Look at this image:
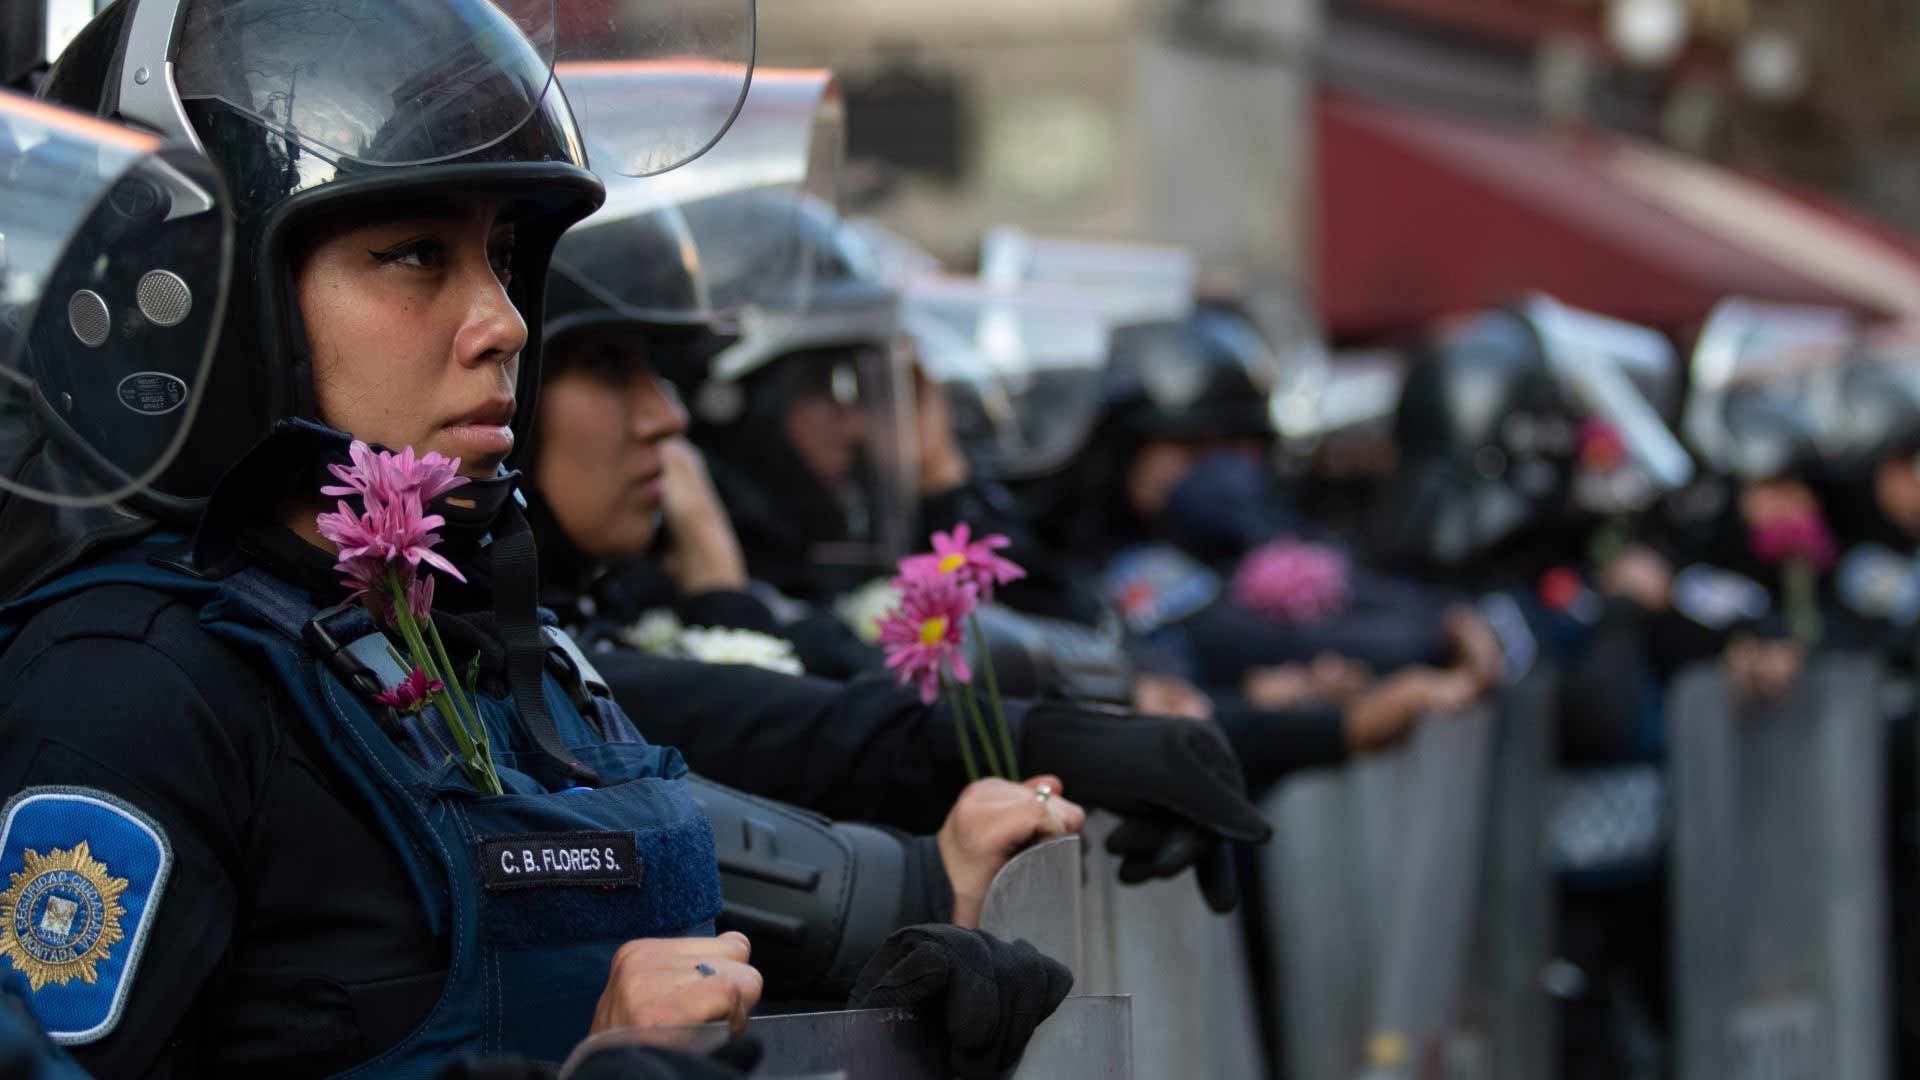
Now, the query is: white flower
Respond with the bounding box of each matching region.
[835,577,902,645]
[676,626,804,675]
[619,609,684,655]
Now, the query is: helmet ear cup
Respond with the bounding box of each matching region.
[21,146,229,498]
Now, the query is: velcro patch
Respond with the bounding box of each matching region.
[478,831,642,892]
[1671,565,1771,631]
[0,787,171,1045]
[1105,544,1220,635]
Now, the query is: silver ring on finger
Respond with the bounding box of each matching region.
[1034,783,1054,804]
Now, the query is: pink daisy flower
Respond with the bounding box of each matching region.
[1751,510,1838,571]
[322,440,469,507]
[1232,540,1350,624]
[897,524,1026,602]
[877,575,978,704]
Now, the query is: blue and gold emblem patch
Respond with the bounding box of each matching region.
[0,789,169,1045]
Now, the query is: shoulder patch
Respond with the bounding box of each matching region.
[0,788,171,1045]
[1836,544,1920,626]
[1671,565,1771,631]
[1105,543,1221,634]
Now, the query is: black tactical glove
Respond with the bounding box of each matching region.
[849,925,1074,1079]
[1019,701,1271,912]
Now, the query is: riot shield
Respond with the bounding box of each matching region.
[1263,703,1508,1080]
[1076,811,1267,1080]
[559,996,1133,1078]
[1669,653,1890,1080]
[565,836,1132,1078]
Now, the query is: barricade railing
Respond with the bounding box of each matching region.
[1669,652,1890,1080]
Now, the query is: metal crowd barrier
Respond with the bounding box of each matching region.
[1261,683,1557,1080]
[1668,653,1890,1080]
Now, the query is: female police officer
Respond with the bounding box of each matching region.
[0,0,813,1074]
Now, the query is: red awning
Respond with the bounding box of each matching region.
[1316,91,1920,340]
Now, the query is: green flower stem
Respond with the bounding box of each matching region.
[388,576,502,794]
[967,613,1020,777]
[943,676,982,783]
[962,683,1007,780]
[1785,556,1823,649]
[1589,518,1626,572]
[424,617,482,749]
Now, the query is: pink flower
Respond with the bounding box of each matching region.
[1751,511,1838,571]
[317,491,466,586]
[898,524,1026,602]
[322,440,469,507]
[876,575,978,704]
[1232,540,1349,623]
[406,574,436,623]
[373,666,445,713]
[1578,419,1628,474]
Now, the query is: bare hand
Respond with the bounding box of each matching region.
[915,370,970,495]
[658,437,748,594]
[1342,667,1478,754]
[1601,545,1672,614]
[1134,673,1216,721]
[1241,665,1316,711]
[937,776,1087,929]
[590,932,764,1035]
[1444,606,1504,691]
[1724,635,1804,702]
[1309,653,1372,705]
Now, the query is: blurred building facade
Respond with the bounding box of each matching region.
[758,0,1321,285]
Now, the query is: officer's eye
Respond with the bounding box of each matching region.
[489,244,515,287]
[370,238,449,271]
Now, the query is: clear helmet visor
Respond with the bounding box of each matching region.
[161,0,752,172]
[904,276,1113,481]
[1683,299,1856,477]
[0,91,231,507]
[551,67,843,327]
[1521,294,1695,505]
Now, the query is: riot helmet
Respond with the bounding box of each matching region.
[30,0,753,516]
[900,272,1112,483]
[1683,299,1855,482]
[1101,306,1281,446]
[1379,295,1691,572]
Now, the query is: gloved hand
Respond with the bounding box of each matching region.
[1019,701,1272,912]
[849,925,1074,1079]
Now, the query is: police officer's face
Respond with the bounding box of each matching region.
[537,338,689,558]
[786,393,867,487]
[294,197,524,477]
[1126,436,1265,517]
[1875,455,1920,537]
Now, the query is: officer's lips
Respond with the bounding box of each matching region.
[440,398,516,465]
[633,467,665,509]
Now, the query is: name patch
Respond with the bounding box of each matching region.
[478,832,641,892]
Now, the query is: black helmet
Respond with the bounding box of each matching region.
[683,190,909,599]
[1378,296,1690,573]
[35,0,599,518]
[33,0,754,518]
[1101,306,1278,445]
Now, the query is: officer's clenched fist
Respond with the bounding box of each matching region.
[591,932,765,1035]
